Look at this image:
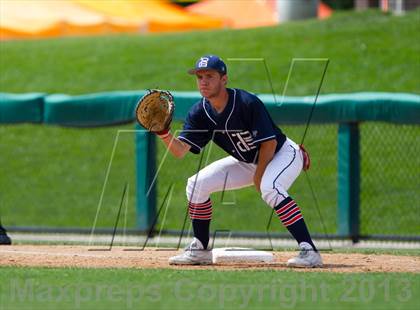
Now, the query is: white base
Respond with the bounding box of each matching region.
[212,247,274,264]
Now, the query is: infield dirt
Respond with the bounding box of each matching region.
[0,245,419,273]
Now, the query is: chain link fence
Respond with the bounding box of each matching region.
[1,121,419,241]
[360,123,420,237]
[155,123,337,240]
[156,121,419,240]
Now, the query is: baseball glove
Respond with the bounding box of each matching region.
[135,89,174,135]
[299,144,311,171]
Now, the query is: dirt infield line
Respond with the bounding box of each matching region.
[1,245,419,273]
[8,232,420,249]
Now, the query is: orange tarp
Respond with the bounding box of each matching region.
[73,0,225,32]
[0,0,224,40]
[319,2,333,19]
[0,0,145,40]
[186,0,332,29]
[186,0,277,29]
[0,0,332,40]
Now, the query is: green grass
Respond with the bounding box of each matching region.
[328,248,420,256]
[0,123,137,228]
[0,267,419,310]
[1,10,419,95]
[0,10,419,235]
[1,122,418,236]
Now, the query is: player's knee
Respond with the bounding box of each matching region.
[260,185,277,208]
[186,175,209,203]
[260,179,287,208]
[186,176,195,201]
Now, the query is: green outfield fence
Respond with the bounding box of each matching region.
[1,91,419,242]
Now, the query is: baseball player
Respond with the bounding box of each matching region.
[0,223,11,245]
[158,55,322,267]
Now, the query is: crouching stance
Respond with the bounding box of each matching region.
[157,55,322,267]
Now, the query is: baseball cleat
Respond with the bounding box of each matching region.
[169,238,212,265]
[0,225,12,245]
[287,242,323,268]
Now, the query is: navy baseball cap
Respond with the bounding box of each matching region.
[188,55,227,75]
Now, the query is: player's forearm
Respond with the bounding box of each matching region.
[158,133,190,158]
[254,139,278,190]
[256,140,277,173]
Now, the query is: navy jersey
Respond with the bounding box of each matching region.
[178,88,286,164]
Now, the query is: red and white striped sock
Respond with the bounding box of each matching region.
[274,196,317,251]
[189,199,212,249]
[275,197,303,227]
[189,199,212,220]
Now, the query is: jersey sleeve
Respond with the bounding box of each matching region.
[250,98,278,145]
[178,108,212,154]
